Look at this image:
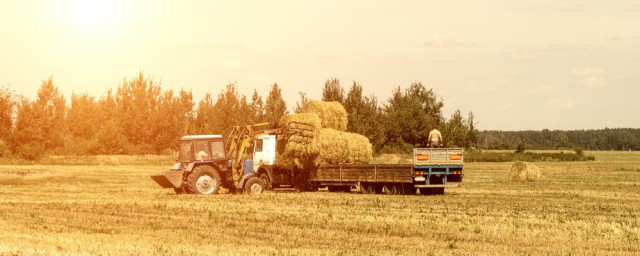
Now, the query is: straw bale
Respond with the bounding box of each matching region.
[509,161,542,182]
[275,113,322,170]
[301,101,348,131]
[315,128,373,165]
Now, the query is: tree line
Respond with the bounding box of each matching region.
[0,73,479,159]
[479,129,640,151]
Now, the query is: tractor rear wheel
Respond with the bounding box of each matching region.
[187,165,221,195]
[244,177,265,195]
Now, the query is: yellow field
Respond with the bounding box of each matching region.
[1,151,639,255]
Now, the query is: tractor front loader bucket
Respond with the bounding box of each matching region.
[151,170,184,189]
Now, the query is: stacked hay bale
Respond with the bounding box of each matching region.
[315,128,373,166]
[276,101,372,170]
[301,100,348,131]
[509,161,542,181]
[276,113,322,170]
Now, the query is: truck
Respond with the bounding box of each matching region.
[151,124,463,195]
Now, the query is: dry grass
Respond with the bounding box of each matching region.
[0,151,639,255]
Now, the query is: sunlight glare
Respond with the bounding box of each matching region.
[63,0,121,30]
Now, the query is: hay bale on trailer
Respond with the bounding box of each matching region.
[301,100,348,131]
[315,128,373,165]
[509,161,542,182]
[276,113,322,170]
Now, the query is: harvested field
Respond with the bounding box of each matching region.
[0,151,639,255]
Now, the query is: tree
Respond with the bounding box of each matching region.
[466,111,479,148]
[343,82,384,152]
[0,87,14,156]
[95,89,126,154]
[264,83,287,123]
[193,93,216,134]
[67,93,98,139]
[249,89,265,123]
[382,83,444,152]
[294,92,309,114]
[115,72,161,149]
[444,110,468,148]
[321,78,344,103]
[152,89,195,152]
[0,86,15,140]
[11,98,44,159]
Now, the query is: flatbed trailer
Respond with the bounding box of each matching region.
[306,148,464,195]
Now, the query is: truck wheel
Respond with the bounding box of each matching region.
[402,184,416,195]
[340,186,351,193]
[244,177,265,195]
[187,165,221,195]
[328,186,338,192]
[259,173,271,190]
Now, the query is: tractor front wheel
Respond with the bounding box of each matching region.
[244,177,265,195]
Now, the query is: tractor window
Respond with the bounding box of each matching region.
[179,142,193,162]
[210,141,225,159]
[194,141,211,161]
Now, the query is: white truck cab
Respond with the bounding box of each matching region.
[253,134,277,170]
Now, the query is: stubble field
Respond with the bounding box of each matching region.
[1,151,639,255]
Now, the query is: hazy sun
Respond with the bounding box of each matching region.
[61,0,123,31]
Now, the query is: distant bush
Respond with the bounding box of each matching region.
[16,143,45,160]
[0,139,10,157]
[465,151,595,162]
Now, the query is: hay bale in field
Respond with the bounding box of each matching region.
[301,100,348,131]
[509,161,541,182]
[276,113,322,170]
[315,128,373,165]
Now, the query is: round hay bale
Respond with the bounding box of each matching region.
[315,128,373,165]
[509,161,541,182]
[276,113,322,170]
[301,100,348,131]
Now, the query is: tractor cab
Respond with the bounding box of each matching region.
[178,135,226,163]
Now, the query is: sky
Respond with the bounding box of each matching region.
[1,0,639,131]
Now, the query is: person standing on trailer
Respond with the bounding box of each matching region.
[428,128,443,148]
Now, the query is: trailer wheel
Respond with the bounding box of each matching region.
[383,183,398,195]
[328,186,339,192]
[244,177,265,195]
[187,165,221,195]
[360,183,375,194]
